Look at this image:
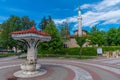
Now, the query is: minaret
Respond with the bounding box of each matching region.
[78,7,82,37]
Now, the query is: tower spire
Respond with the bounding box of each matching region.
[78,6,82,37]
[78,6,81,16]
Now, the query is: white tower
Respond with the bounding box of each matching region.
[78,7,82,37]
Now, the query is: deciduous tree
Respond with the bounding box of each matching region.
[75,36,87,58]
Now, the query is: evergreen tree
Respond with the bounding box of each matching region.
[21,16,35,30]
[44,21,63,51]
[39,16,54,31]
[39,17,48,31]
[47,16,53,23]
[39,21,63,53]
[60,22,70,39]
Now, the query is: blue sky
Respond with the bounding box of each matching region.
[0,0,120,35]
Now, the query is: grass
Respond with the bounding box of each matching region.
[0,53,15,57]
[37,54,96,60]
[18,54,96,60]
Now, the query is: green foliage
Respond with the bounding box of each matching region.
[106,28,118,46]
[39,17,48,31]
[37,53,96,59]
[0,16,20,48]
[38,47,97,56]
[44,22,63,50]
[64,47,97,56]
[115,27,120,45]
[0,15,35,49]
[38,19,63,53]
[89,26,105,46]
[60,22,70,40]
[39,16,53,31]
[21,16,35,30]
[74,35,87,59]
[38,46,120,57]
[62,47,80,55]
[0,53,14,57]
[82,47,97,56]
[102,46,120,52]
[75,36,87,47]
[75,36,87,57]
[89,26,120,46]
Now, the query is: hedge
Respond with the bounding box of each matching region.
[38,47,97,56]
[82,47,97,56]
[38,46,120,57]
[102,46,120,52]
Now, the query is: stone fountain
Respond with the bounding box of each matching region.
[10,26,51,78]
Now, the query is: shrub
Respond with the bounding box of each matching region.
[38,46,120,57]
[82,47,97,56]
[38,47,97,56]
[102,46,120,52]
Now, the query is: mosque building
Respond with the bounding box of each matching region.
[64,7,87,48]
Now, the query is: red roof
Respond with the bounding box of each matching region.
[10,26,51,36]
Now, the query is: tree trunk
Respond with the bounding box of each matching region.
[79,47,82,58]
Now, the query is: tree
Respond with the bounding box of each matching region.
[75,36,87,58]
[106,28,117,46]
[47,16,53,23]
[0,16,21,48]
[38,16,54,31]
[21,16,35,30]
[0,24,1,29]
[44,21,63,51]
[39,20,63,53]
[60,22,70,41]
[38,17,48,31]
[0,15,35,50]
[89,26,105,46]
[116,27,120,45]
[0,24,2,47]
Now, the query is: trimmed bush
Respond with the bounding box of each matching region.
[63,48,80,55]
[82,47,97,56]
[38,47,97,56]
[38,46,120,57]
[102,46,120,52]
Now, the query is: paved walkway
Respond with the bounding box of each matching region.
[0,57,120,80]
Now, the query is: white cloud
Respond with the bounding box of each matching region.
[54,0,120,29]
[54,19,66,25]
[54,16,77,25]
[82,10,120,26]
[81,0,120,11]
[81,4,94,9]
[94,0,120,11]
